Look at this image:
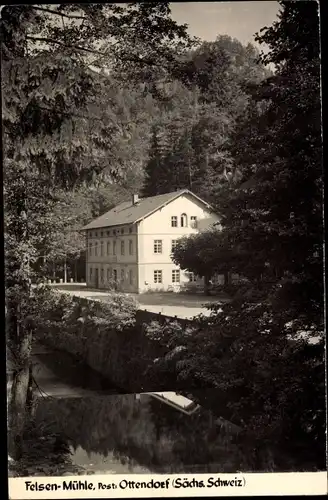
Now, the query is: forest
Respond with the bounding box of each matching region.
[3,1,324,472]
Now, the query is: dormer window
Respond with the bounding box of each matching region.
[180,213,188,227]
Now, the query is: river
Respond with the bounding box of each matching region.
[7,343,246,476]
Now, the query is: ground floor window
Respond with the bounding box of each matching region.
[121,268,125,281]
[171,239,178,252]
[113,269,117,281]
[107,268,112,281]
[154,270,163,284]
[172,269,180,283]
[89,267,93,281]
[188,272,197,282]
[129,269,133,285]
[100,268,104,282]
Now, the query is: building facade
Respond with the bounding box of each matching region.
[83,190,220,293]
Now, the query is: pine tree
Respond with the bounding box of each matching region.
[142,125,167,196]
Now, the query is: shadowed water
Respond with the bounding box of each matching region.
[33,393,243,475]
[7,345,244,476]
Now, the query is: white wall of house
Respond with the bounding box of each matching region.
[86,224,139,292]
[85,193,220,293]
[137,193,219,293]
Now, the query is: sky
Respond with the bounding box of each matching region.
[170,1,281,49]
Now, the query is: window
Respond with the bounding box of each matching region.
[190,216,197,229]
[154,270,163,283]
[89,243,92,257]
[100,231,103,237]
[100,268,104,282]
[121,269,125,281]
[172,269,180,283]
[107,268,111,281]
[113,241,116,255]
[171,240,178,252]
[107,231,110,236]
[121,240,125,255]
[129,240,133,255]
[95,242,98,256]
[113,229,116,235]
[129,227,133,234]
[107,241,110,255]
[171,216,178,227]
[95,232,98,237]
[113,269,117,281]
[180,213,188,227]
[154,240,162,254]
[89,267,93,281]
[121,228,124,234]
[188,272,197,282]
[100,241,104,256]
[129,269,133,285]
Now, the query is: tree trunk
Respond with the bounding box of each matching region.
[64,257,67,283]
[74,260,77,283]
[8,323,33,461]
[52,262,56,280]
[26,364,36,418]
[204,275,211,296]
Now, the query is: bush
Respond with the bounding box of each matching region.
[142,295,326,471]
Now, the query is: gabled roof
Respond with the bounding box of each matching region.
[81,189,212,231]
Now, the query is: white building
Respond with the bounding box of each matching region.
[82,189,220,293]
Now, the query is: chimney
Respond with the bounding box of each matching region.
[132,194,139,205]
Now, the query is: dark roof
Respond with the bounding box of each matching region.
[82,189,211,230]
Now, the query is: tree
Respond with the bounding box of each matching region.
[148,1,325,470]
[2,2,194,460]
[171,229,232,294]
[142,124,169,196]
[142,35,270,199]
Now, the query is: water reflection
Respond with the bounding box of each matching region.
[34,393,243,474]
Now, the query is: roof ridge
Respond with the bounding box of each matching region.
[81,189,207,231]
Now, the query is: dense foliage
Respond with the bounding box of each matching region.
[4,0,324,473]
[153,0,325,470]
[142,36,270,199]
[2,2,194,459]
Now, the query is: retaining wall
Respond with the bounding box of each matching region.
[34,295,195,393]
